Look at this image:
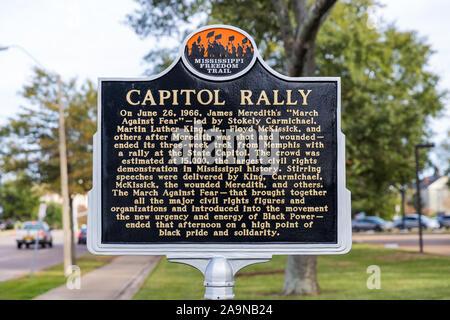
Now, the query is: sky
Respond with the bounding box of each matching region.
[0,0,449,171]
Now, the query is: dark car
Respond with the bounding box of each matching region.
[393,214,439,230]
[437,215,450,229]
[78,226,87,244]
[352,216,393,232]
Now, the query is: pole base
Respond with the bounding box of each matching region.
[167,254,271,300]
[204,257,235,300]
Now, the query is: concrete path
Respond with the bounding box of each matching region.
[35,255,160,300]
[353,232,450,256]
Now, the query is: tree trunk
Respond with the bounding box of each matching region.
[273,0,337,298]
[282,36,320,296]
[282,255,319,295]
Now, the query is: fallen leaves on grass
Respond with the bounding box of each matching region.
[235,269,285,278]
[378,253,431,262]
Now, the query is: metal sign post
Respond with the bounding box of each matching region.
[88,25,351,299]
[168,255,271,299]
[30,203,47,278]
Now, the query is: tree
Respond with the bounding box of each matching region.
[0,67,97,260]
[316,2,445,218]
[126,0,445,295]
[0,68,97,203]
[270,0,337,296]
[128,0,337,297]
[0,172,40,221]
[0,69,96,266]
[44,202,63,229]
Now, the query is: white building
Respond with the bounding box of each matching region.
[425,176,450,215]
[39,192,88,230]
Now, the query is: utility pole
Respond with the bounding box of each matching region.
[415,143,434,254]
[1,45,75,271]
[58,75,76,272]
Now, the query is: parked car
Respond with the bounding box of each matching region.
[16,221,53,249]
[352,216,393,232]
[393,214,440,230]
[78,225,87,244]
[4,220,16,230]
[437,215,450,229]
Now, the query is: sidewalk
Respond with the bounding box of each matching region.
[35,255,160,300]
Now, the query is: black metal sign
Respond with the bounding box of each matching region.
[88,25,351,255]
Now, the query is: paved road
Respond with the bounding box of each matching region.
[352,232,450,256]
[0,230,88,281]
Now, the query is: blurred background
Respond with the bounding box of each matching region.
[0,0,448,300]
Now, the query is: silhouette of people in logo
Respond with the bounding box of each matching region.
[188,36,207,59]
[186,33,254,59]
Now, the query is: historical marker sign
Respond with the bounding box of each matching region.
[88,25,351,256]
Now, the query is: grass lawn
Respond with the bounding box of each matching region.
[133,244,450,300]
[0,254,114,300]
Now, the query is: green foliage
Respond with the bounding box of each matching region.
[126,0,209,74]
[126,0,283,73]
[0,68,97,199]
[207,0,283,70]
[44,202,62,228]
[316,1,445,217]
[126,0,446,218]
[0,172,40,221]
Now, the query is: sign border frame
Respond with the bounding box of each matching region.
[87,25,351,256]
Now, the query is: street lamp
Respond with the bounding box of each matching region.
[0,45,75,272]
[415,143,435,253]
[399,184,407,231]
[0,45,45,68]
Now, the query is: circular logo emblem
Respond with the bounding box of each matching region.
[182,25,257,81]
